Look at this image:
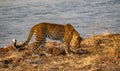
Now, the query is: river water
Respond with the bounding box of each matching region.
[0,0,120,47]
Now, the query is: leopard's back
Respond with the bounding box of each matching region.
[46,23,65,40]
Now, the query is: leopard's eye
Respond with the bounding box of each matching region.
[77,36,80,40]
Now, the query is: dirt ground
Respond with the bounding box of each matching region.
[0,34,120,71]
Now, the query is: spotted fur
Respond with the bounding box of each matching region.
[13,22,82,55]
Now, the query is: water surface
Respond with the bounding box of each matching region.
[0,0,120,47]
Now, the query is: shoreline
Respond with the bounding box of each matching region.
[0,33,120,71]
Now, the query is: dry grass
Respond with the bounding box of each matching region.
[0,34,120,71]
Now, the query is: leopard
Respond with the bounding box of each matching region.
[13,22,82,56]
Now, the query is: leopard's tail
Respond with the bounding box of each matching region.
[13,28,34,48]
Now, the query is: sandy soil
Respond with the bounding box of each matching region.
[0,34,120,71]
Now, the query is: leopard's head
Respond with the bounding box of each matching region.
[71,30,82,48]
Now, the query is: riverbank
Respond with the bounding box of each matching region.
[0,33,120,71]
